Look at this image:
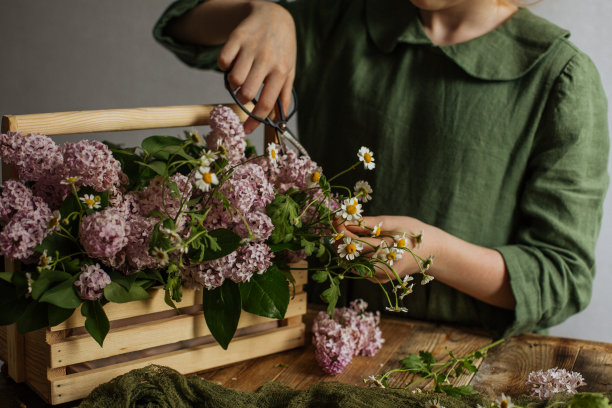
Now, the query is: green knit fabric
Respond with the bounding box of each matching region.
[153,0,609,337]
[78,365,611,408]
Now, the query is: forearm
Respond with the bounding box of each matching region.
[428,226,516,310]
[166,0,252,46]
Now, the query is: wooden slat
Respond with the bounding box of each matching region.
[49,292,306,368]
[572,347,612,393]
[0,325,6,362]
[49,323,305,404]
[6,324,25,382]
[52,267,308,331]
[2,103,254,136]
[24,329,54,402]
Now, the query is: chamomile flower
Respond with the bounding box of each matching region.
[421,255,435,271]
[194,166,219,192]
[307,167,323,188]
[371,222,383,237]
[395,274,414,290]
[415,229,424,249]
[151,247,170,266]
[188,129,205,146]
[364,375,385,388]
[329,232,344,245]
[25,272,33,295]
[161,227,181,245]
[199,149,218,167]
[385,306,409,313]
[340,198,362,221]
[495,393,514,408]
[357,146,375,170]
[38,250,53,270]
[426,398,446,408]
[394,233,409,249]
[380,246,403,266]
[421,273,434,285]
[399,284,414,300]
[267,143,279,165]
[46,210,61,231]
[61,175,81,185]
[80,194,101,209]
[354,180,373,202]
[337,236,363,260]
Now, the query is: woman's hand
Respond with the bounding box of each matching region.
[219,1,296,134]
[166,0,297,134]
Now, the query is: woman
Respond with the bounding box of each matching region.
[153,0,609,336]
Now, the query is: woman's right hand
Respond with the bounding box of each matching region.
[218,1,297,134]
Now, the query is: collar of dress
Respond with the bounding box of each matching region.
[365,0,570,81]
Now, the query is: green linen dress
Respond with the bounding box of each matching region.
[153,0,609,336]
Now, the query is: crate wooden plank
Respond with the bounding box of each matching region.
[23,329,55,402]
[51,267,308,331]
[49,292,306,368]
[49,323,305,404]
[1,103,254,136]
[0,325,6,362]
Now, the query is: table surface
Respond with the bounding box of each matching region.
[2,308,611,407]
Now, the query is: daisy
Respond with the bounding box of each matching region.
[495,393,514,408]
[395,274,414,290]
[151,247,170,266]
[421,255,435,271]
[161,227,181,245]
[371,222,383,237]
[199,149,218,167]
[363,375,385,388]
[80,194,101,209]
[46,210,61,231]
[415,229,424,249]
[379,246,403,266]
[399,284,414,300]
[385,306,409,313]
[337,236,363,260]
[194,166,219,192]
[394,233,408,249]
[61,176,80,185]
[38,250,53,270]
[340,198,362,221]
[267,142,279,165]
[421,273,435,285]
[307,167,323,188]
[188,129,206,146]
[357,146,375,170]
[354,180,373,202]
[426,398,446,408]
[329,232,344,245]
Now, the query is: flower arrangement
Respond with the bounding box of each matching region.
[0,105,433,348]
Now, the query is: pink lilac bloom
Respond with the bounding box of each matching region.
[183,262,226,290]
[0,180,37,224]
[140,174,192,223]
[273,149,318,193]
[206,105,246,165]
[80,208,130,259]
[31,178,72,209]
[230,163,275,210]
[526,368,587,399]
[312,299,384,375]
[63,140,121,192]
[74,263,112,301]
[122,215,159,272]
[0,132,64,182]
[227,243,274,283]
[232,210,274,242]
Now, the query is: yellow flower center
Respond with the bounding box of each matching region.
[270,149,277,159]
[374,228,381,237]
[94,196,101,202]
[85,198,95,207]
[500,401,508,408]
[66,177,78,183]
[334,233,343,241]
[397,238,406,248]
[310,171,321,182]
[203,173,213,184]
[386,252,396,261]
[346,243,357,254]
[364,152,372,163]
[219,145,227,155]
[47,218,59,229]
[346,204,357,215]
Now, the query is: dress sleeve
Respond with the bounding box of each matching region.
[152,0,351,74]
[495,52,609,337]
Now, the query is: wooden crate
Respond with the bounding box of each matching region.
[0,104,307,404]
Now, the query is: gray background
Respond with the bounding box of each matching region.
[0,1,610,342]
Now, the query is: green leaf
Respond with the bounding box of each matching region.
[103,282,150,303]
[311,270,328,283]
[321,282,340,314]
[266,194,300,244]
[141,136,192,161]
[48,305,76,327]
[39,277,81,309]
[31,270,72,300]
[203,229,241,261]
[419,350,436,368]
[239,266,289,319]
[135,160,167,176]
[35,233,78,258]
[462,359,478,373]
[316,244,326,258]
[164,288,177,310]
[0,278,28,325]
[17,301,49,333]
[0,271,12,283]
[300,238,316,256]
[202,280,241,349]
[399,353,429,375]
[569,393,610,408]
[438,384,478,397]
[81,301,110,347]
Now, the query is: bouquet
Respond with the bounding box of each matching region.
[0,105,433,348]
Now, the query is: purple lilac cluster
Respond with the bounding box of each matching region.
[525,367,587,399]
[312,299,384,375]
[63,140,122,192]
[206,105,246,165]
[80,208,130,259]
[0,180,53,260]
[74,263,112,301]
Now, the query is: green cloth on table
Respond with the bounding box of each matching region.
[78,365,612,408]
[153,0,609,337]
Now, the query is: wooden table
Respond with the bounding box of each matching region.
[2,308,611,407]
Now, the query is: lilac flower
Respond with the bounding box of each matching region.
[0,132,64,182]
[0,180,37,224]
[232,210,274,242]
[525,367,586,399]
[207,105,247,165]
[121,215,158,272]
[63,140,121,191]
[74,263,111,301]
[273,149,318,193]
[140,174,192,222]
[312,299,384,375]
[80,208,129,259]
[227,243,274,283]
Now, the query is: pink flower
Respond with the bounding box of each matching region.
[140,174,192,222]
[232,211,274,242]
[312,299,384,375]
[63,140,121,191]
[80,208,129,259]
[74,263,111,301]
[526,367,587,399]
[0,132,64,182]
[207,105,246,165]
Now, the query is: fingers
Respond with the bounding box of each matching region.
[244,69,285,134]
[279,67,295,116]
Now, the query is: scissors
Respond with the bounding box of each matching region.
[224,71,309,157]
